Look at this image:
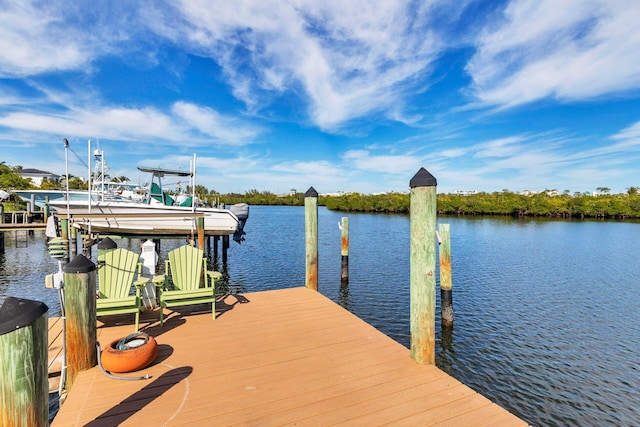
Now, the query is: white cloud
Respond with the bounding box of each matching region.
[473,136,526,158]
[171,102,261,145]
[467,0,640,108]
[0,1,88,76]
[158,0,445,130]
[342,149,421,174]
[0,102,262,147]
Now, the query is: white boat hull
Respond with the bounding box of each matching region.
[49,200,241,237]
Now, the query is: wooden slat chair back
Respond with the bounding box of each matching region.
[157,245,222,326]
[168,244,204,291]
[97,248,149,331]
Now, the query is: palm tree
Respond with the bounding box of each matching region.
[596,187,611,194]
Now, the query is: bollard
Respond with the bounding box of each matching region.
[63,255,97,390]
[340,217,349,286]
[409,167,437,365]
[438,223,454,328]
[305,187,318,291]
[0,297,49,426]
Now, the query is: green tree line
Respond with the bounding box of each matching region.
[324,190,640,219]
[4,162,640,219]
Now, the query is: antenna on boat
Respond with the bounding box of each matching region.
[87,140,92,235]
[63,138,71,238]
[192,154,197,212]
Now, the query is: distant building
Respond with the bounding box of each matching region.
[454,190,477,196]
[18,169,61,187]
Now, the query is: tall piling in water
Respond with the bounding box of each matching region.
[409,167,437,365]
[0,297,49,426]
[438,223,454,328]
[305,187,318,291]
[340,217,349,285]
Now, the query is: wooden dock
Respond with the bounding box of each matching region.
[50,287,527,426]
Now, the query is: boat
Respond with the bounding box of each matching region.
[48,165,249,241]
[12,189,99,209]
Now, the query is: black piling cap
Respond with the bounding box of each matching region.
[305,187,318,197]
[63,254,96,273]
[410,167,437,188]
[0,297,48,336]
[97,237,117,250]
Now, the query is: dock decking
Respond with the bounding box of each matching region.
[51,287,527,426]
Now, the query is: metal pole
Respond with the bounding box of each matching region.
[64,138,71,242]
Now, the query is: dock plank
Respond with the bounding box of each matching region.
[51,287,528,426]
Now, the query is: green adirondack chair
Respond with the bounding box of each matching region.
[156,245,222,326]
[96,247,150,331]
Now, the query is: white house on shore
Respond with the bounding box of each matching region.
[18,169,61,187]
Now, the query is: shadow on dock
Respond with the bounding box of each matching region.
[83,366,193,427]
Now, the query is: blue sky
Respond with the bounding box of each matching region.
[1,0,639,195]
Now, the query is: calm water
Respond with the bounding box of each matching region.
[1,206,639,426]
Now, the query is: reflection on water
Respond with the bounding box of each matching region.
[1,207,639,426]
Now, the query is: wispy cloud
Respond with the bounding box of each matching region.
[153,0,449,130]
[467,0,640,108]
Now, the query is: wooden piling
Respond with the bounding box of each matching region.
[222,235,229,265]
[44,196,50,219]
[438,223,454,328]
[305,187,318,291]
[60,218,70,262]
[213,235,219,261]
[63,255,97,390]
[0,205,3,254]
[340,217,349,285]
[409,167,437,365]
[70,227,78,258]
[0,297,49,427]
[197,217,205,250]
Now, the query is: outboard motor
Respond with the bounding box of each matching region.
[230,203,249,243]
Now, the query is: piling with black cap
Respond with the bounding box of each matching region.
[63,254,97,389]
[409,167,437,365]
[305,187,318,291]
[97,236,117,266]
[0,297,49,426]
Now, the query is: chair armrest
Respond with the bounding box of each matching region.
[206,271,223,280]
[134,277,150,287]
[133,277,150,296]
